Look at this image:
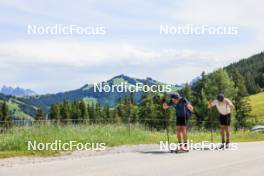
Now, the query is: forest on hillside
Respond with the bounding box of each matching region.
[225,52,264,94]
[43,68,256,131]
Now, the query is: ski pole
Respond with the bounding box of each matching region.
[164,109,170,151]
[209,108,213,143]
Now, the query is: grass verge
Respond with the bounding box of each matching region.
[0,124,264,158]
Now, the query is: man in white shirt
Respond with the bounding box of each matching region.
[208,94,234,148]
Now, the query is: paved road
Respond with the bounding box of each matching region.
[1,142,264,176]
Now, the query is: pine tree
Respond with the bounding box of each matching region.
[231,69,252,130]
[244,71,261,94]
[1,102,12,128]
[79,100,89,123]
[192,72,209,129]
[95,103,102,123]
[103,105,111,123]
[195,88,208,129]
[50,104,61,123]
[116,97,129,123]
[88,103,96,124]
[205,69,237,100]
[60,100,71,124]
[71,101,81,124]
[138,93,158,129]
[112,108,121,124]
[35,108,45,121]
[234,97,252,130]
[182,83,193,102]
[130,105,138,123]
[230,69,248,96]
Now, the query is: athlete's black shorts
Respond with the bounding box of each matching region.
[176,116,188,126]
[219,113,231,126]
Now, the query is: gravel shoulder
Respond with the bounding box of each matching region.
[0,144,160,167]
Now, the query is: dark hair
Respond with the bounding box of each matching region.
[170,93,180,99]
[217,94,224,102]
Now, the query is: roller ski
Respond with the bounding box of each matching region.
[217,142,230,150]
[171,144,189,153]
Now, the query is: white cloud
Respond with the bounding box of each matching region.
[171,0,264,47]
[0,39,228,67]
[172,0,263,25]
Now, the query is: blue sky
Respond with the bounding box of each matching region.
[0,0,263,94]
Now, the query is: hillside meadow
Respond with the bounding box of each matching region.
[249,91,264,123]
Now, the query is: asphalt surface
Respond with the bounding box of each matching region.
[1,142,264,176]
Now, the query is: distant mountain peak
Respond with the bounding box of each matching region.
[114,74,126,77]
[110,75,158,84]
[0,85,37,97]
[26,74,181,110]
[112,74,131,80]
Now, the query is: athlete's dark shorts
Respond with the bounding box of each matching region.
[176,116,188,126]
[219,113,231,126]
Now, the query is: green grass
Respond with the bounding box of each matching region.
[0,124,264,158]
[249,91,264,123]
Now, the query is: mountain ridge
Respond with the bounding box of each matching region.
[0,86,37,97]
[18,75,181,112]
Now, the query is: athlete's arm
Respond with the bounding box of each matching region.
[208,100,215,108]
[225,98,235,110]
[187,103,194,112]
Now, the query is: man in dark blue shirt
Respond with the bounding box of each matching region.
[163,93,193,150]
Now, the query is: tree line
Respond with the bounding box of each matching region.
[225,52,264,94]
[46,68,255,130]
[1,67,258,131]
[0,102,12,129]
[47,92,171,130]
